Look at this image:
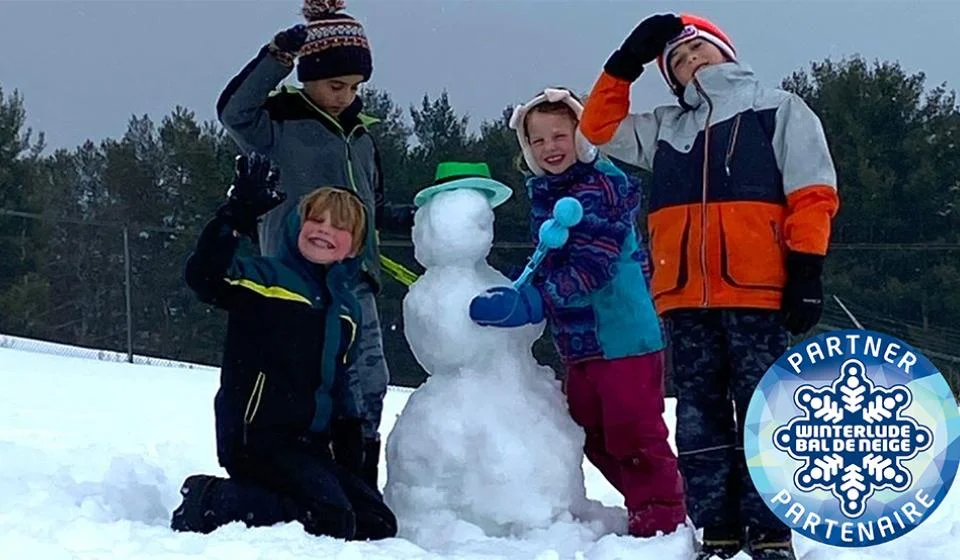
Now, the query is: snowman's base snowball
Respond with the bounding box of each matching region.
[384,363,587,539]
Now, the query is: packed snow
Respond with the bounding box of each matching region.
[3,186,960,559]
[1,343,960,558]
[2,181,960,559]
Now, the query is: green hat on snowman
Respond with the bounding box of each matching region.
[413,162,514,209]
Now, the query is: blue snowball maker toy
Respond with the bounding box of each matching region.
[512,197,583,289]
[468,197,583,328]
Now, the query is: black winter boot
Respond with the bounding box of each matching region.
[748,531,796,560]
[207,477,299,530]
[354,506,398,541]
[695,526,744,559]
[171,474,299,534]
[361,438,382,491]
[301,502,357,539]
[171,474,221,534]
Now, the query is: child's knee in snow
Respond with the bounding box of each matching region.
[354,509,398,540]
[302,502,357,539]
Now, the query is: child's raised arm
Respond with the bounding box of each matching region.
[184,154,287,309]
[184,217,242,309]
[216,25,307,154]
[580,14,683,170]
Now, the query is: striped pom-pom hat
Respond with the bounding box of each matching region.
[656,14,736,93]
[297,0,372,82]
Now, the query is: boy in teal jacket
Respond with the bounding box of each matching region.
[217,0,413,487]
[170,154,396,540]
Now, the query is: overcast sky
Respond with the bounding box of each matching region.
[2,0,958,152]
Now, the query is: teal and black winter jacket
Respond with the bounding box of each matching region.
[185,206,363,469]
[217,45,416,293]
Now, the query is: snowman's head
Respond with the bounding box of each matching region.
[413,188,495,268]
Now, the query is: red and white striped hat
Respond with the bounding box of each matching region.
[656,14,737,93]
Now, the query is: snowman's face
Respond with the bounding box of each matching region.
[413,189,494,268]
[298,211,356,264]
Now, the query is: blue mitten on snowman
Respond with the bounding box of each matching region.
[469,197,583,328]
[470,283,544,327]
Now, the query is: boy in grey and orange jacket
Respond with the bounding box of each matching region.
[580,13,839,560]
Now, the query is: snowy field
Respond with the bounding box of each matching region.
[1,344,959,559]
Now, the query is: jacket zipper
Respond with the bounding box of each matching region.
[297,90,370,273]
[694,78,714,308]
[296,90,361,192]
[724,113,742,177]
[340,314,358,364]
[299,91,344,131]
[242,372,266,445]
[345,128,359,192]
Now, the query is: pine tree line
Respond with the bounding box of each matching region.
[1,55,958,391]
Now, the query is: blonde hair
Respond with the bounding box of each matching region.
[298,187,367,255]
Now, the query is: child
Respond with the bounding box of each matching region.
[170,153,397,541]
[470,88,687,539]
[217,0,415,489]
[579,13,840,560]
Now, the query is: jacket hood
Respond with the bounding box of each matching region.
[509,87,598,176]
[680,61,760,110]
[276,187,366,286]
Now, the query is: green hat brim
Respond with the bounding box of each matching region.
[413,177,513,209]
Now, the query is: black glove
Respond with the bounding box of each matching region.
[268,24,308,65]
[216,153,286,243]
[781,252,825,335]
[604,14,685,82]
[331,418,364,474]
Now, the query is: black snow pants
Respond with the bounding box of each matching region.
[666,308,791,547]
[171,436,397,540]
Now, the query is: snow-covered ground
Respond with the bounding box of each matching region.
[1,344,958,559]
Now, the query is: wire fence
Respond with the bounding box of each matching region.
[0,332,210,370]
[1,208,958,396]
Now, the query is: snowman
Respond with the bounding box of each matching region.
[383,162,589,542]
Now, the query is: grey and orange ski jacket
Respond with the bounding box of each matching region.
[580,61,840,314]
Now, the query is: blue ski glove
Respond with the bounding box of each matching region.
[469,284,544,328]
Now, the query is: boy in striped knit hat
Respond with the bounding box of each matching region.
[580,12,840,560]
[217,0,415,496]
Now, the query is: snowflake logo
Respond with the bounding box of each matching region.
[773,358,934,518]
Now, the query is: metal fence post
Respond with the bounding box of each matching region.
[833,295,864,329]
[123,227,133,363]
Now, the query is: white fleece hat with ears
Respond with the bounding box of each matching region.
[509,88,598,176]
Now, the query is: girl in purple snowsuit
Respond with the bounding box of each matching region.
[474,88,687,537]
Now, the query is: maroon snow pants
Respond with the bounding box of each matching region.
[564,351,687,537]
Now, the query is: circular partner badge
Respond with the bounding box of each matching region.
[744,329,960,547]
